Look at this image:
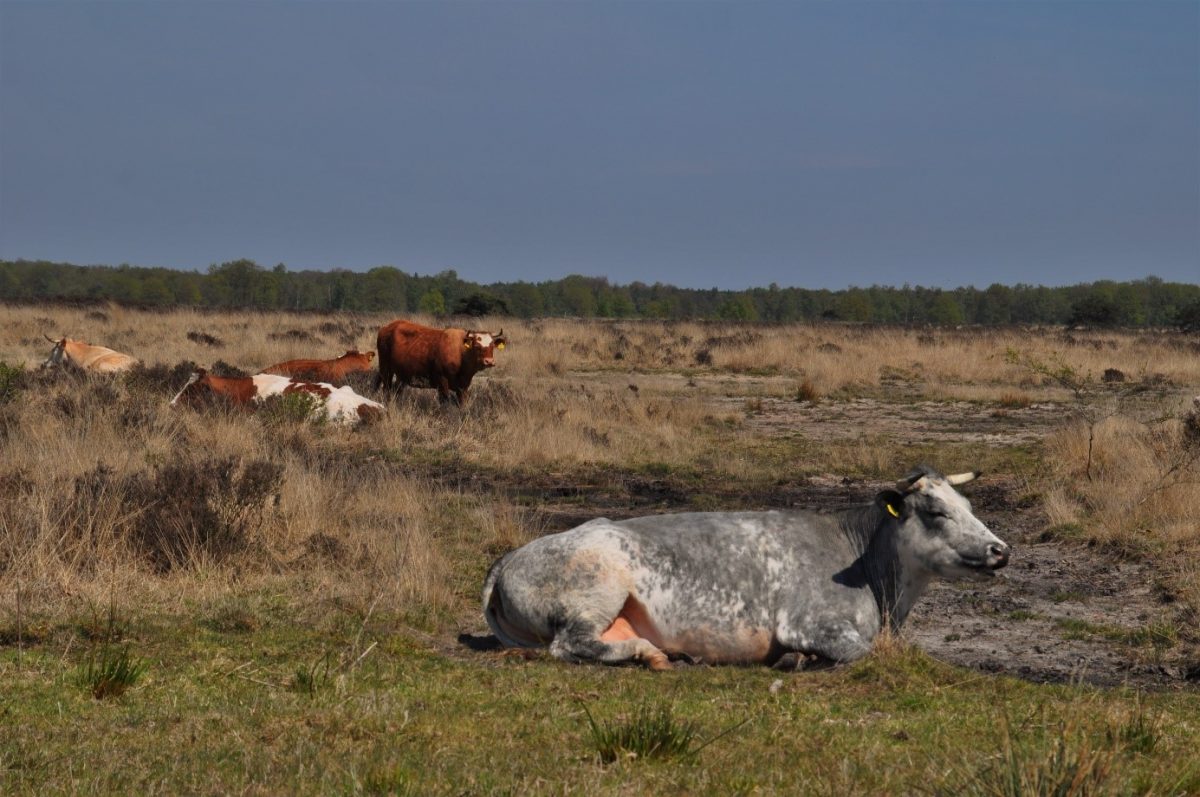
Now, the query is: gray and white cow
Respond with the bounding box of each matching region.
[482,466,1009,670]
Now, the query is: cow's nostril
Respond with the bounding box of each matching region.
[988,543,1010,567]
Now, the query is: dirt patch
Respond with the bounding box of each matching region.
[905,474,1191,688]
[726,395,1064,446]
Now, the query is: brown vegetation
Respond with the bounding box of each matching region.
[1,304,1198,644]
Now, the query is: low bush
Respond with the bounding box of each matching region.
[65,457,285,572]
[0,361,26,404]
[259,391,324,427]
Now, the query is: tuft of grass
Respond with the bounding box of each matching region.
[203,600,261,634]
[997,392,1032,409]
[290,652,334,696]
[77,644,148,700]
[1113,706,1160,755]
[360,763,419,796]
[580,701,702,764]
[795,378,821,403]
[942,712,1116,797]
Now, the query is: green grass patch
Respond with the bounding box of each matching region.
[580,701,703,763]
[75,644,147,700]
[1054,618,1179,649]
[2,606,1199,795]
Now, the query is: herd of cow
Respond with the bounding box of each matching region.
[41,319,508,426]
[39,319,1010,671]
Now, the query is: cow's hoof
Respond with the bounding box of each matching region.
[771,652,804,672]
[646,653,673,672]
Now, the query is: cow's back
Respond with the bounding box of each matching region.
[65,341,137,372]
[378,320,458,381]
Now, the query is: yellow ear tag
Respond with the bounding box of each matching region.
[464,342,472,350]
[497,342,505,350]
[886,504,900,518]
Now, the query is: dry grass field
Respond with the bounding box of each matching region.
[2,303,1199,794]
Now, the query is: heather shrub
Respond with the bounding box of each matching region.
[63,458,285,572]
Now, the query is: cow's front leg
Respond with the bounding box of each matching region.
[775,619,873,665]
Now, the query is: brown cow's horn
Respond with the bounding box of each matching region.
[44,333,56,343]
[946,471,981,486]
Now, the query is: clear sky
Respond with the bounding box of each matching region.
[1,1,1196,291]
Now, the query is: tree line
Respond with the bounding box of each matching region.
[2,258,1198,328]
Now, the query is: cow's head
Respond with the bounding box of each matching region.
[463,329,506,368]
[875,466,1009,582]
[41,335,69,369]
[170,368,211,408]
[343,350,376,364]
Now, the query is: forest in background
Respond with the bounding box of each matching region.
[2,258,1198,327]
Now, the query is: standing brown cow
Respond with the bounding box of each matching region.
[375,320,506,404]
[262,350,375,385]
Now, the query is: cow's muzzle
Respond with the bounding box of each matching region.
[960,542,1010,579]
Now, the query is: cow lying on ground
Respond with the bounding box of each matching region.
[262,350,375,385]
[170,369,385,426]
[376,320,505,404]
[483,466,1009,670]
[42,335,138,373]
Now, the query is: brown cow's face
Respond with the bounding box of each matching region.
[464,331,505,368]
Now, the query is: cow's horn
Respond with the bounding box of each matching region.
[44,333,56,343]
[896,474,928,493]
[946,470,982,486]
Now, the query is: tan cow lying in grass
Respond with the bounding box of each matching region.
[42,335,138,373]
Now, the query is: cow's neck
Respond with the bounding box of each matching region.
[861,522,931,632]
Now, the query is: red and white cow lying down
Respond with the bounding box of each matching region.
[170,369,384,426]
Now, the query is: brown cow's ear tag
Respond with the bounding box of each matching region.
[464,342,472,350]
[497,342,505,350]
[886,503,900,518]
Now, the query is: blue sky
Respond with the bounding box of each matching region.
[1,1,1196,290]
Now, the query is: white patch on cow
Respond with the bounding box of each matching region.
[324,385,385,426]
[468,333,494,347]
[251,374,296,400]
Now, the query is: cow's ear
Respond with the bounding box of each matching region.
[876,489,906,519]
[496,341,505,350]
